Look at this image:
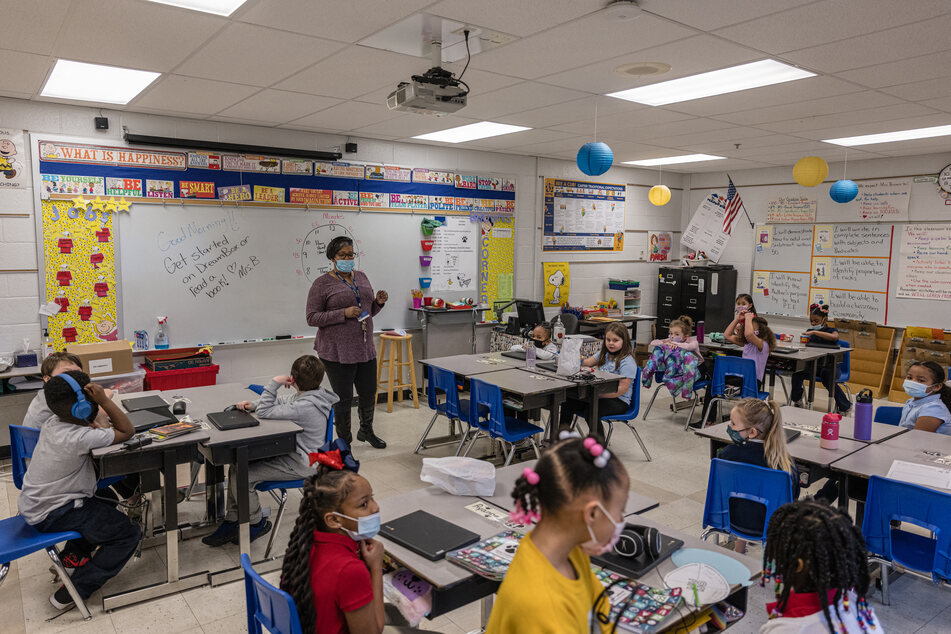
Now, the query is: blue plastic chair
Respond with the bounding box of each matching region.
[241,553,303,634]
[254,410,335,559]
[10,424,124,491]
[862,475,951,604]
[247,384,265,395]
[701,458,794,545]
[701,356,769,425]
[463,378,543,466]
[874,405,903,426]
[600,367,651,461]
[415,366,470,455]
[836,340,853,403]
[0,516,92,619]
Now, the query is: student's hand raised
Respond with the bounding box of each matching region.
[359,538,384,572]
[344,305,362,319]
[84,382,110,404]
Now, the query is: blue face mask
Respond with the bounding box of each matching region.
[903,379,932,399]
[334,511,380,541]
[335,259,355,273]
[726,426,748,445]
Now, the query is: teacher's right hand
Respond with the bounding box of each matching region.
[344,306,362,319]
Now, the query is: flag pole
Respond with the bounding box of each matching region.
[728,173,755,229]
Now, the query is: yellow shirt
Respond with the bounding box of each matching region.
[486,532,608,634]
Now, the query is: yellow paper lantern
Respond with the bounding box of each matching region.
[648,184,671,206]
[793,156,829,187]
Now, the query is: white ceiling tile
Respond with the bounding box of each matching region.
[639,0,815,32]
[0,49,51,96]
[540,35,761,95]
[788,114,951,141]
[54,0,225,72]
[635,118,736,142]
[217,90,342,124]
[496,96,640,129]
[460,82,589,120]
[175,23,345,87]
[130,75,258,115]
[713,0,951,54]
[647,126,775,149]
[712,91,907,126]
[663,76,864,117]
[686,134,807,155]
[352,114,478,139]
[756,103,942,134]
[919,96,951,113]
[276,46,429,99]
[782,14,951,73]
[507,135,592,154]
[428,0,606,37]
[550,107,693,136]
[239,0,433,41]
[463,128,575,150]
[869,137,951,157]
[0,0,72,55]
[836,50,951,89]
[288,100,402,132]
[470,13,695,80]
[880,77,951,102]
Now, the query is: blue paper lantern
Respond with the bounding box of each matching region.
[829,179,858,203]
[576,142,613,176]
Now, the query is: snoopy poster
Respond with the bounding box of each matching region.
[0,128,26,189]
[543,262,570,306]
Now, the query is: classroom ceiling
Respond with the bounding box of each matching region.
[3,0,951,172]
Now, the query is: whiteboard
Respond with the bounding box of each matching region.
[117,203,479,345]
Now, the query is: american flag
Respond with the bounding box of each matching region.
[722,176,744,235]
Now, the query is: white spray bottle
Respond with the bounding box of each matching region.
[155,316,169,349]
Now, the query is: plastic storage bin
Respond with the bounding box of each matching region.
[91,366,147,394]
[419,277,433,289]
[144,364,219,391]
[419,255,432,266]
[420,240,435,251]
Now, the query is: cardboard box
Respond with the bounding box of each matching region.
[65,340,134,378]
[853,321,879,350]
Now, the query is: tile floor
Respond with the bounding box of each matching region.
[1,385,950,634]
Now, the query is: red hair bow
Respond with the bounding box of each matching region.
[309,449,344,470]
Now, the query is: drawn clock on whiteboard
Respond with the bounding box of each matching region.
[296,223,361,283]
[939,163,951,195]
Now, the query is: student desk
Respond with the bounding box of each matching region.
[518,365,623,440]
[479,461,659,516]
[780,406,908,443]
[578,314,657,342]
[411,306,491,359]
[700,342,850,412]
[470,368,576,443]
[694,422,866,512]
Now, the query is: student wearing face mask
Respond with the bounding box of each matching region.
[510,323,559,360]
[643,315,703,398]
[899,361,951,435]
[486,433,629,634]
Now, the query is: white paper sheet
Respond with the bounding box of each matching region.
[885,459,951,489]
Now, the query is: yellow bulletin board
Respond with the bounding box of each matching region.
[479,216,515,307]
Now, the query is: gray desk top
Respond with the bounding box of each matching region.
[780,406,908,443]
[472,368,575,396]
[696,422,867,468]
[377,486,512,589]
[880,429,951,453]
[419,354,522,377]
[580,314,657,324]
[0,364,41,379]
[831,437,951,493]
[701,341,847,362]
[480,461,658,516]
[92,390,209,458]
[518,365,621,386]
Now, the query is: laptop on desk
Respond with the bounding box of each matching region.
[122,395,170,412]
[502,350,526,360]
[127,407,177,432]
[380,510,480,561]
[806,341,841,349]
[207,409,259,431]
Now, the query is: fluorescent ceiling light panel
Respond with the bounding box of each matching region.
[823,124,951,146]
[607,59,816,106]
[624,154,725,166]
[413,122,531,143]
[41,60,160,105]
[145,0,248,15]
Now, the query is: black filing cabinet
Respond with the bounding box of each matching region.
[655,265,737,339]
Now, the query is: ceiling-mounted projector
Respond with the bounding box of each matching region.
[386,65,468,116]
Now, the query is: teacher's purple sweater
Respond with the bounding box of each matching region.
[306,271,383,364]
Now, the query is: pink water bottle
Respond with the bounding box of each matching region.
[696,320,705,343]
[820,413,841,449]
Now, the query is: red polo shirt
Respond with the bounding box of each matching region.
[310,531,374,634]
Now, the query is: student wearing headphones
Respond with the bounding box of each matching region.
[18,370,141,611]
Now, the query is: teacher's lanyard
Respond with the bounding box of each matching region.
[335,272,366,340]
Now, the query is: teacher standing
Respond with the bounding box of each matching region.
[306,236,388,449]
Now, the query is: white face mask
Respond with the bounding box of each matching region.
[333,511,380,541]
[579,501,625,556]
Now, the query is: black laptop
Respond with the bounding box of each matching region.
[122,395,170,412]
[380,510,480,561]
[127,407,177,432]
[501,350,526,360]
[784,428,801,443]
[207,409,260,431]
[536,361,559,373]
[806,341,841,349]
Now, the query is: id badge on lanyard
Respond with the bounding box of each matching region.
[338,273,369,341]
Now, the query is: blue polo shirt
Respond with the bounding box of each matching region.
[899,392,951,435]
[599,354,638,404]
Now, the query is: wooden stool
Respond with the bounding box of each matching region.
[376,333,419,413]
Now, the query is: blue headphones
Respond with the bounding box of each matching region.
[57,373,94,420]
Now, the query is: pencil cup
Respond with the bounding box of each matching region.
[412,297,422,309]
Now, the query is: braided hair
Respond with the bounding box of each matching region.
[511,436,626,522]
[279,466,358,634]
[763,500,872,631]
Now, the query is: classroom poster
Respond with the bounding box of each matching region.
[897,224,951,301]
[542,178,626,252]
[839,178,911,222]
[41,174,105,195]
[430,216,477,291]
[680,191,730,262]
[543,262,570,306]
[647,231,672,262]
[0,128,26,189]
[42,199,118,349]
[765,196,816,223]
[480,217,515,307]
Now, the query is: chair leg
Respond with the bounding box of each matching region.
[462,431,481,457]
[387,341,396,413]
[395,340,404,404]
[184,460,203,500]
[685,393,701,431]
[263,489,288,559]
[642,384,664,420]
[603,421,614,447]
[414,413,441,454]
[503,442,517,467]
[778,375,789,402]
[627,423,652,462]
[454,424,472,456]
[531,437,541,460]
[46,547,91,620]
[0,563,8,588]
[877,559,891,605]
[699,396,717,429]
[699,528,722,543]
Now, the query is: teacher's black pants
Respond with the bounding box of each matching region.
[323,358,378,443]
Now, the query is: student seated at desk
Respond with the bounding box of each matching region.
[486,432,629,634]
[18,371,141,610]
[203,355,340,547]
[557,322,637,439]
[790,304,850,414]
[728,293,758,339]
[898,360,951,435]
[760,500,881,633]
[510,322,559,360]
[718,399,799,554]
[643,314,702,398]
